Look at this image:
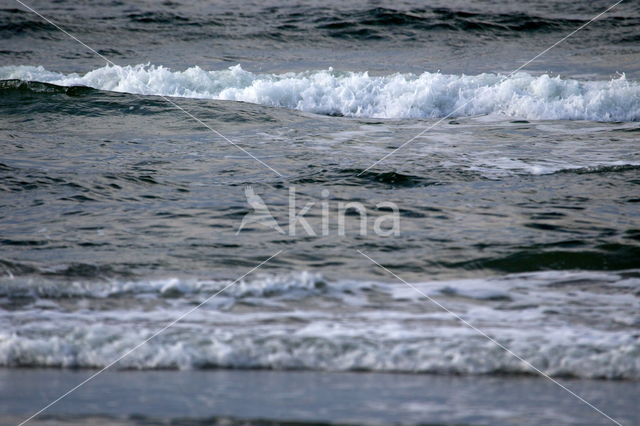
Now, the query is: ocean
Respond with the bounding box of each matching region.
[1,0,639,425]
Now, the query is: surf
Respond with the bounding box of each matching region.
[2,64,639,121]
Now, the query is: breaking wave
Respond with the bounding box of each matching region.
[1,270,639,378]
[2,322,637,379]
[1,64,639,121]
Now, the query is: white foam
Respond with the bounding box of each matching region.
[0,320,637,378]
[467,158,640,178]
[2,64,639,121]
[1,270,638,378]
[0,271,377,304]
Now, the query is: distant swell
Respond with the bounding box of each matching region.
[311,7,584,37]
[1,64,639,121]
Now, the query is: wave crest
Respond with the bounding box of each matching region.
[1,64,639,121]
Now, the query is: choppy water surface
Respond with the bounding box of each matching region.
[1,0,640,423]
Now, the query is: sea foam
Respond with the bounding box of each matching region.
[1,64,639,121]
[1,317,638,378]
[1,270,638,378]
